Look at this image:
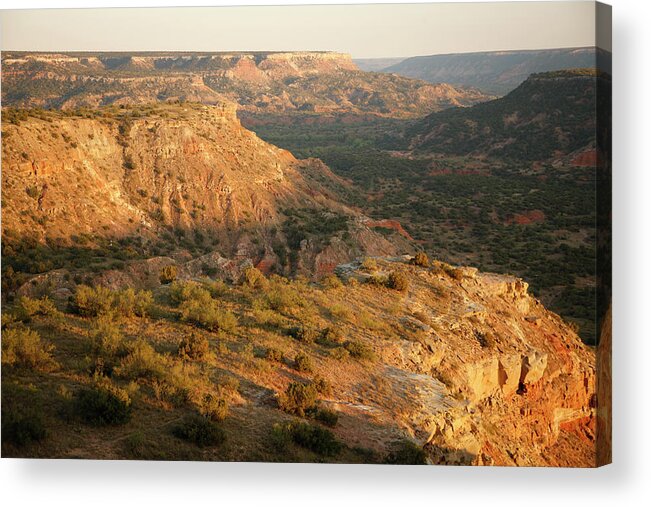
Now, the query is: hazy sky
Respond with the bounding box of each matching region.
[1,2,603,58]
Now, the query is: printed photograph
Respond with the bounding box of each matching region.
[0,2,611,466]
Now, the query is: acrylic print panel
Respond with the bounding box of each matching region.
[0,1,611,467]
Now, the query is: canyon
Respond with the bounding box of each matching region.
[1,51,491,117]
[1,51,606,466]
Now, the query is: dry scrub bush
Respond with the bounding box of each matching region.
[344,340,376,362]
[74,379,132,426]
[114,339,167,381]
[321,274,343,290]
[239,266,269,290]
[314,407,339,427]
[172,415,225,447]
[72,285,115,316]
[171,281,237,332]
[253,307,286,328]
[265,347,284,363]
[329,347,350,361]
[411,252,430,267]
[262,278,304,315]
[274,421,342,456]
[294,353,314,373]
[384,439,428,465]
[311,376,333,397]
[361,257,378,272]
[12,296,62,323]
[288,322,319,344]
[1,327,58,371]
[278,382,319,417]
[159,265,178,284]
[386,271,409,292]
[1,409,47,447]
[90,314,126,357]
[73,285,153,318]
[177,333,210,360]
[196,393,229,422]
[175,283,237,333]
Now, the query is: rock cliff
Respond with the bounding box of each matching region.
[1,51,491,117]
[1,102,410,278]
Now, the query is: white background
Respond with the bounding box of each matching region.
[1,0,649,505]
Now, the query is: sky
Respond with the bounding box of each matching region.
[0,2,605,58]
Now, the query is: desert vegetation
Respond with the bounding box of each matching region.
[1,258,460,463]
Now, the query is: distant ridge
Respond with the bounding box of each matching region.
[1,50,492,117]
[378,47,610,95]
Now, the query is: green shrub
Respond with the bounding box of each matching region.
[311,376,333,397]
[151,360,203,407]
[122,431,151,459]
[180,298,238,333]
[286,421,342,456]
[172,415,225,447]
[169,280,207,305]
[329,347,350,361]
[177,333,210,360]
[201,278,229,297]
[344,340,375,362]
[270,422,293,452]
[253,307,286,328]
[240,266,268,290]
[278,382,318,417]
[72,285,115,317]
[386,271,409,292]
[12,296,61,322]
[72,285,152,318]
[159,265,178,284]
[90,314,125,357]
[265,347,284,363]
[264,282,302,314]
[197,393,229,422]
[294,353,314,373]
[1,410,47,447]
[384,439,428,465]
[74,381,132,426]
[114,339,167,380]
[115,288,137,317]
[1,327,58,371]
[321,274,343,290]
[121,289,154,317]
[171,282,237,333]
[317,326,344,347]
[287,323,319,344]
[314,408,339,428]
[411,252,430,267]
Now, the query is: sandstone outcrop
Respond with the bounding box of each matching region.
[1,103,411,279]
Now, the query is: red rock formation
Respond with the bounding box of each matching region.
[506,210,546,225]
[365,219,414,240]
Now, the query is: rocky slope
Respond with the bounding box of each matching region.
[407,69,610,162]
[379,47,608,95]
[1,255,598,465]
[1,102,411,279]
[1,52,491,118]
